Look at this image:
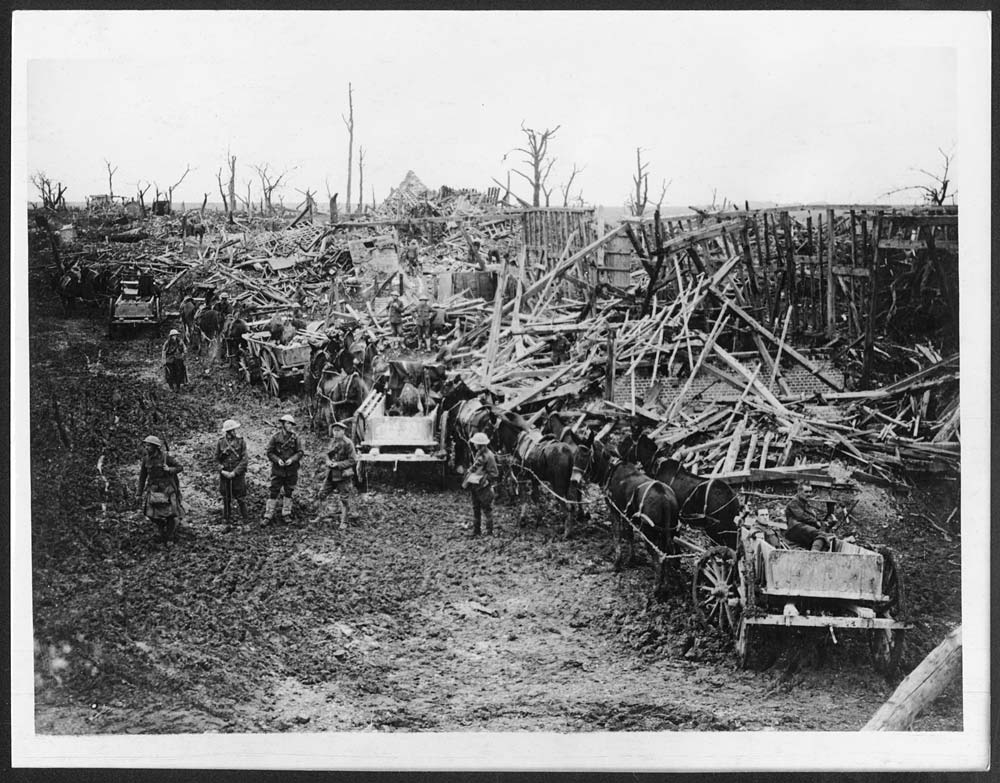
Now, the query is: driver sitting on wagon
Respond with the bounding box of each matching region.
[784,482,836,552]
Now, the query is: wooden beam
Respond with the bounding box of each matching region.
[863,626,962,731]
[826,208,836,337]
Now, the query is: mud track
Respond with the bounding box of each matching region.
[29,276,962,733]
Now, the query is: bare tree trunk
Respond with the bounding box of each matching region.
[200,193,208,217]
[329,193,339,224]
[343,82,354,214]
[228,155,237,224]
[217,170,229,215]
[105,160,118,199]
[358,147,365,217]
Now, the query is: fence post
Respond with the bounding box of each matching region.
[826,208,836,337]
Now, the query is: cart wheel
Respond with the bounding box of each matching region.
[735,616,780,671]
[261,352,280,397]
[238,355,253,384]
[869,547,906,676]
[692,546,740,635]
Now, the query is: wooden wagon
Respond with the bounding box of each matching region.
[239,331,312,396]
[691,515,909,673]
[352,389,448,487]
[107,279,160,337]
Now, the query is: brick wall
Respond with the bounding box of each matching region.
[612,357,845,411]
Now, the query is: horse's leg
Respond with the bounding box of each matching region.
[609,505,626,572]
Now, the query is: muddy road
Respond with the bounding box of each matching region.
[28,277,962,734]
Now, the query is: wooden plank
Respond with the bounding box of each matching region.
[758,431,774,469]
[863,626,962,731]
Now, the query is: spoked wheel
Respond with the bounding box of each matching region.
[238,354,254,384]
[868,547,906,676]
[692,546,741,636]
[260,351,280,397]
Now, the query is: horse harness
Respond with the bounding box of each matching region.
[650,448,739,525]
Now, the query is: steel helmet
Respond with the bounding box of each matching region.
[143,435,163,448]
[222,419,240,432]
[220,291,229,299]
[279,414,296,425]
[169,329,180,336]
[331,421,347,431]
[471,432,490,446]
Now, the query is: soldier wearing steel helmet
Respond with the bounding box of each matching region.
[215,418,249,531]
[161,328,187,392]
[415,295,434,351]
[137,434,184,548]
[264,414,304,525]
[320,421,358,529]
[463,431,499,536]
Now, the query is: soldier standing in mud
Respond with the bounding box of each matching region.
[137,435,184,548]
[161,329,187,392]
[415,295,433,351]
[320,421,358,529]
[388,295,404,337]
[215,419,249,532]
[264,414,304,525]
[463,431,499,537]
[214,291,232,320]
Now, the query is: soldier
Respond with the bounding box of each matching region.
[215,419,249,531]
[137,435,184,548]
[551,332,570,365]
[463,431,499,536]
[468,238,485,271]
[784,482,835,551]
[214,291,232,320]
[320,421,358,529]
[265,414,304,525]
[415,295,433,351]
[161,329,187,392]
[289,304,308,332]
[403,239,421,276]
[388,295,404,337]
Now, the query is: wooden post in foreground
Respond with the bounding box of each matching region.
[863,625,962,731]
[604,332,616,401]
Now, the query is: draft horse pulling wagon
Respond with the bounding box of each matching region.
[692,517,909,673]
[239,332,312,396]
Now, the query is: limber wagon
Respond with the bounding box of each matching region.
[691,514,909,673]
[352,389,447,487]
[107,279,161,337]
[239,331,312,396]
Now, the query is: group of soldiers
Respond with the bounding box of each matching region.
[137,413,360,547]
[387,293,436,351]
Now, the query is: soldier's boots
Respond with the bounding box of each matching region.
[484,510,493,537]
[282,495,294,520]
[472,508,482,537]
[263,498,278,526]
[237,499,248,524]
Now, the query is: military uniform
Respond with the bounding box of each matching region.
[388,299,404,336]
[403,245,421,275]
[322,437,357,495]
[785,492,831,550]
[138,451,183,544]
[162,336,187,391]
[415,301,434,350]
[466,446,500,535]
[267,429,304,501]
[216,433,249,524]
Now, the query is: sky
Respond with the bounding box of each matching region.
[16,11,968,210]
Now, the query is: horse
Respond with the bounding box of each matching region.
[492,408,579,539]
[439,376,496,474]
[580,438,680,596]
[315,368,368,437]
[57,266,103,314]
[618,431,740,548]
[197,307,224,362]
[179,297,200,350]
[224,314,249,367]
